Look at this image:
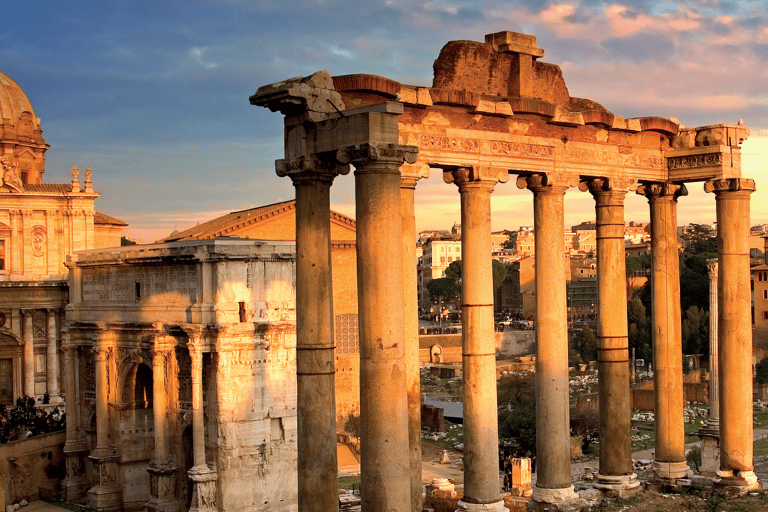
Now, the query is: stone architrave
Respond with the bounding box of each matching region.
[518,173,579,506]
[401,161,429,512]
[580,177,640,495]
[443,164,507,512]
[705,178,760,493]
[337,142,417,512]
[698,259,720,477]
[276,153,350,512]
[637,182,689,480]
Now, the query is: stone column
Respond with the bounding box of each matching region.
[187,333,217,512]
[698,260,720,477]
[581,178,639,494]
[705,178,759,492]
[46,309,61,402]
[445,165,507,512]
[338,142,416,512]
[147,334,180,512]
[88,328,122,511]
[21,309,34,397]
[62,328,89,503]
[401,162,429,512]
[276,154,349,512]
[518,173,578,506]
[638,182,689,480]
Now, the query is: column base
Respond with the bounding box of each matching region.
[653,460,690,480]
[531,485,579,504]
[188,465,218,512]
[62,445,90,504]
[594,473,641,498]
[698,430,720,477]
[88,450,121,511]
[146,459,181,512]
[456,499,507,511]
[713,470,761,495]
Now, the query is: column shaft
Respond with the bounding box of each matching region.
[63,340,79,447]
[153,346,168,461]
[23,310,34,397]
[190,345,206,468]
[644,185,687,478]
[46,309,61,401]
[706,178,757,488]
[294,176,338,512]
[583,179,636,486]
[94,332,110,452]
[354,151,410,512]
[401,169,425,512]
[707,260,719,423]
[531,182,572,491]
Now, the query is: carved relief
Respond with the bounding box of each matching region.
[31,226,46,257]
[336,142,418,165]
[562,147,663,168]
[419,135,480,152]
[667,153,724,169]
[275,154,350,180]
[489,140,554,158]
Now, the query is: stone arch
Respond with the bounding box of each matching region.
[120,362,153,409]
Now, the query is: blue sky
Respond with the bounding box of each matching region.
[3,0,768,242]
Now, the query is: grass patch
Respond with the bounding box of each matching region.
[615,496,641,507]
[422,420,464,449]
[755,409,768,428]
[754,436,768,456]
[338,475,361,490]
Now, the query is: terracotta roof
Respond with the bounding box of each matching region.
[23,184,72,193]
[165,200,356,242]
[94,211,128,226]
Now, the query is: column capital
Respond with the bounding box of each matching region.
[704,177,756,194]
[517,172,577,192]
[636,181,688,200]
[400,162,430,189]
[707,258,719,278]
[275,152,350,182]
[579,176,637,195]
[338,142,418,168]
[441,165,508,188]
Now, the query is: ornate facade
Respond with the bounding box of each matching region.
[0,70,125,405]
[63,239,298,512]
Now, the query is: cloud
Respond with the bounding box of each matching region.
[188,46,218,69]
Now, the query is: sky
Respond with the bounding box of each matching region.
[2,0,768,242]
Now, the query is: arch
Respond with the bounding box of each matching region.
[120,362,153,409]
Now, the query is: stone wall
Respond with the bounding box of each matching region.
[496,331,535,358]
[0,432,66,508]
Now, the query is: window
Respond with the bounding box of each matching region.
[448,257,453,262]
[764,311,768,320]
[0,240,4,270]
[441,257,445,264]
[764,290,767,300]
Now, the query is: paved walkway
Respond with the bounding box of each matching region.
[14,502,68,512]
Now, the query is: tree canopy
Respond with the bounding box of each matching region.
[443,259,507,290]
[426,277,460,303]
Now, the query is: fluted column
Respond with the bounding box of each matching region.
[62,327,90,503]
[88,327,122,511]
[637,182,689,480]
[519,173,578,505]
[444,165,507,512]
[339,142,417,512]
[581,177,639,492]
[187,330,217,512]
[705,178,759,492]
[46,308,61,402]
[401,162,429,512]
[698,259,720,477]
[22,309,34,397]
[276,154,349,512]
[147,333,180,512]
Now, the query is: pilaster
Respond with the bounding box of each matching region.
[46,308,61,402]
[21,309,34,397]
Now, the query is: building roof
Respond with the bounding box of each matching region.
[94,211,128,226]
[165,199,356,242]
[23,184,73,193]
[0,70,38,129]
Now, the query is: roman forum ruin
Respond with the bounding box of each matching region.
[251,31,757,511]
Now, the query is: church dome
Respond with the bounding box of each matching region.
[0,70,48,185]
[0,71,38,128]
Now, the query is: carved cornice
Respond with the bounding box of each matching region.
[636,182,688,201]
[516,172,578,192]
[337,143,418,167]
[275,153,350,182]
[440,165,509,187]
[704,178,756,194]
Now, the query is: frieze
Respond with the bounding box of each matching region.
[418,135,480,152]
[489,140,554,158]
[667,153,724,169]
[562,147,664,168]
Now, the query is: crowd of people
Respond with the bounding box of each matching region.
[0,395,65,444]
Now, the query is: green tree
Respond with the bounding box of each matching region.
[344,412,361,438]
[575,325,598,363]
[625,254,651,277]
[427,277,460,303]
[681,306,709,358]
[756,356,768,385]
[499,396,536,453]
[627,297,652,362]
[443,259,507,290]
